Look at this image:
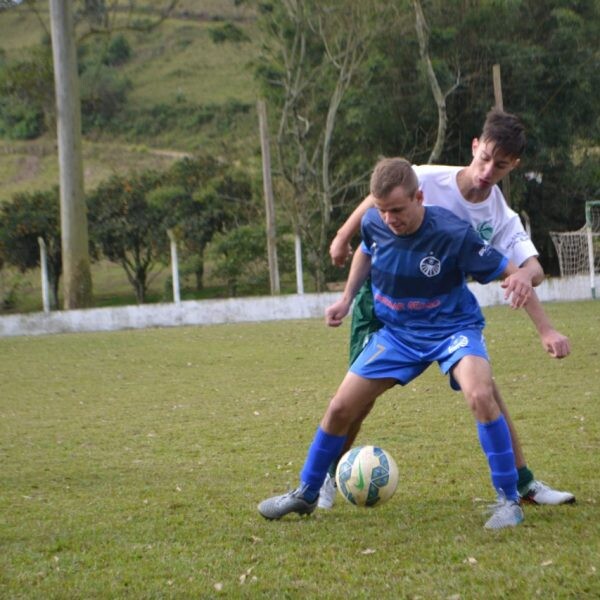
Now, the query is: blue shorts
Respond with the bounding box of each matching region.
[349,326,489,391]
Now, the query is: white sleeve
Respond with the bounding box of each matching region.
[492,214,538,267]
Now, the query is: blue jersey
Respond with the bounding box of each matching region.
[360,206,508,345]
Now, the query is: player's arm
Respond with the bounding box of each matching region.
[329,195,375,266]
[522,290,571,358]
[500,262,570,358]
[326,246,372,327]
[501,255,544,302]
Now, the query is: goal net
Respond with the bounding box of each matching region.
[550,200,600,299]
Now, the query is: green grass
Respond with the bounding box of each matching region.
[0,139,189,201]
[0,1,259,200]
[1,301,599,598]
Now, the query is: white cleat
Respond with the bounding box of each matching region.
[484,495,524,530]
[317,473,337,509]
[520,480,575,505]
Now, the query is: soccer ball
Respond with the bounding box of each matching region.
[335,445,399,507]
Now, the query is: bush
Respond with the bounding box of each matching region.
[0,99,44,139]
[102,34,131,66]
[208,22,250,44]
[79,65,132,130]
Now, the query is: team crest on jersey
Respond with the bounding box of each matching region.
[420,255,441,277]
[477,221,494,242]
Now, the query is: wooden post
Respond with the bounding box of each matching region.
[49,0,93,308]
[492,64,511,206]
[257,99,280,295]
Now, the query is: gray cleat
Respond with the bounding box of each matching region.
[258,486,318,520]
[484,495,524,530]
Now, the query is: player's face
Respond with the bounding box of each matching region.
[374,186,424,236]
[470,138,520,191]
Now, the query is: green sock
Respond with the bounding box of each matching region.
[517,466,534,495]
[327,460,337,479]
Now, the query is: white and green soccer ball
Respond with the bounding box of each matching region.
[335,445,399,507]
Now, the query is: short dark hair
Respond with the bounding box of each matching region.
[370,157,419,200]
[480,108,526,158]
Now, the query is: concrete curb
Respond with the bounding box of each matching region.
[0,275,594,338]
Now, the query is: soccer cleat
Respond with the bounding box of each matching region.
[520,480,576,505]
[258,486,318,520]
[484,495,524,530]
[317,473,337,509]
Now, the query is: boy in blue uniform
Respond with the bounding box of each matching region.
[258,158,525,529]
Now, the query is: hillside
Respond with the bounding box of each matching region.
[0,0,260,200]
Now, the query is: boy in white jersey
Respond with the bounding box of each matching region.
[321,109,574,508]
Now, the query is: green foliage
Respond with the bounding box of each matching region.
[208,21,250,44]
[208,224,268,295]
[106,99,251,141]
[0,44,54,138]
[87,170,168,303]
[0,187,61,308]
[0,98,44,139]
[79,63,132,130]
[102,33,132,66]
[0,303,598,597]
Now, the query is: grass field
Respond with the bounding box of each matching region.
[1,301,599,598]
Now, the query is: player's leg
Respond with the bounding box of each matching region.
[258,373,395,519]
[319,282,383,509]
[349,279,384,365]
[492,380,575,505]
[318,398,374,509]
[451,355,523,529]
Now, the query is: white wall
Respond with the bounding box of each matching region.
[0,275,594,338]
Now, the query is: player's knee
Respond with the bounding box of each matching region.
[464,383,498,421]
[324,395,361,428]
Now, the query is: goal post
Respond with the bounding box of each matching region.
[585,200,599,299]
[550,200,600,299]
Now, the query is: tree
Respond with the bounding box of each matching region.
[412,0,460,163]
[87,171,167,303]
[160,157,257,291]
[208,224,269,296]
[0,188,62,309]
[254,0,394,290]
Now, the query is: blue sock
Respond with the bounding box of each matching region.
[299,427,347,501]
[477,415,518,501]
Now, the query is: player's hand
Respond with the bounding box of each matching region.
[329,234,353,267]
[540,329,571,359]
[501,271,533,309]
[325,299,351,327]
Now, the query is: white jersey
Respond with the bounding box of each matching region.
[413,164,538,267]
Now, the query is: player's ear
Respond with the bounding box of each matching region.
[472,138,479,156]
[511,157,521,170]
[415,190,424,203]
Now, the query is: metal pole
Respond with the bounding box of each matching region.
[38,237,50,313]
[167,229,181,304]
[295,233,304,295]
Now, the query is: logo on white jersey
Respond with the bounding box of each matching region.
[420,255,441,277]
[476,221,494,242]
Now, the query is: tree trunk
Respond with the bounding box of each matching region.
[49,0,93,309]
